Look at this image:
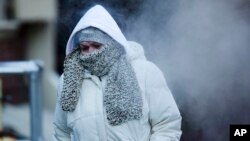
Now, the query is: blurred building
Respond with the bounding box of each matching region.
[0,0,58,111]
[0,0,57,140]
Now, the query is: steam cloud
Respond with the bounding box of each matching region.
[127,0,250,141]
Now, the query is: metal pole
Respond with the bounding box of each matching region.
[29,65,43,141]
[0,61,43,141]
[0,78,2,131]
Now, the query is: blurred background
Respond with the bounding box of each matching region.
[0,0,250,141]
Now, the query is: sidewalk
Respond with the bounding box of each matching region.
[3,103,54,141]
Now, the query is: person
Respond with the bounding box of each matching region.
[53,4,182,141]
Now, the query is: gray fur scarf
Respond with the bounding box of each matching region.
[60,36,143,126]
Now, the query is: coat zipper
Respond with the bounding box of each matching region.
[100,76,108,141]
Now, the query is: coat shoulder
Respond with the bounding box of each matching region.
[131,58,167,90]
[131,59,163,76]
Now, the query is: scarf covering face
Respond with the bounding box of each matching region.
[60,27,143,126]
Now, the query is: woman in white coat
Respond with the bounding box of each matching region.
[53,5,182,141]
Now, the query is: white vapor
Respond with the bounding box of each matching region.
[126,0,250,140]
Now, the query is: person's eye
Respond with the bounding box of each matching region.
[92,43,102,49]
[79,44,88,50]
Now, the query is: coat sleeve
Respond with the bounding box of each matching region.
[145,62,182,141]
[53,75,71,141]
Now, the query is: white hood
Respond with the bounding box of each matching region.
[65,5,144,61]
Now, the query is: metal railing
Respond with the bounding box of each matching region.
[0,60,43,141]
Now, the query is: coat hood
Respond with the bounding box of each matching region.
[65,5,145,61]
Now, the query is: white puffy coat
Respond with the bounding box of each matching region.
[53,5,182,141]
